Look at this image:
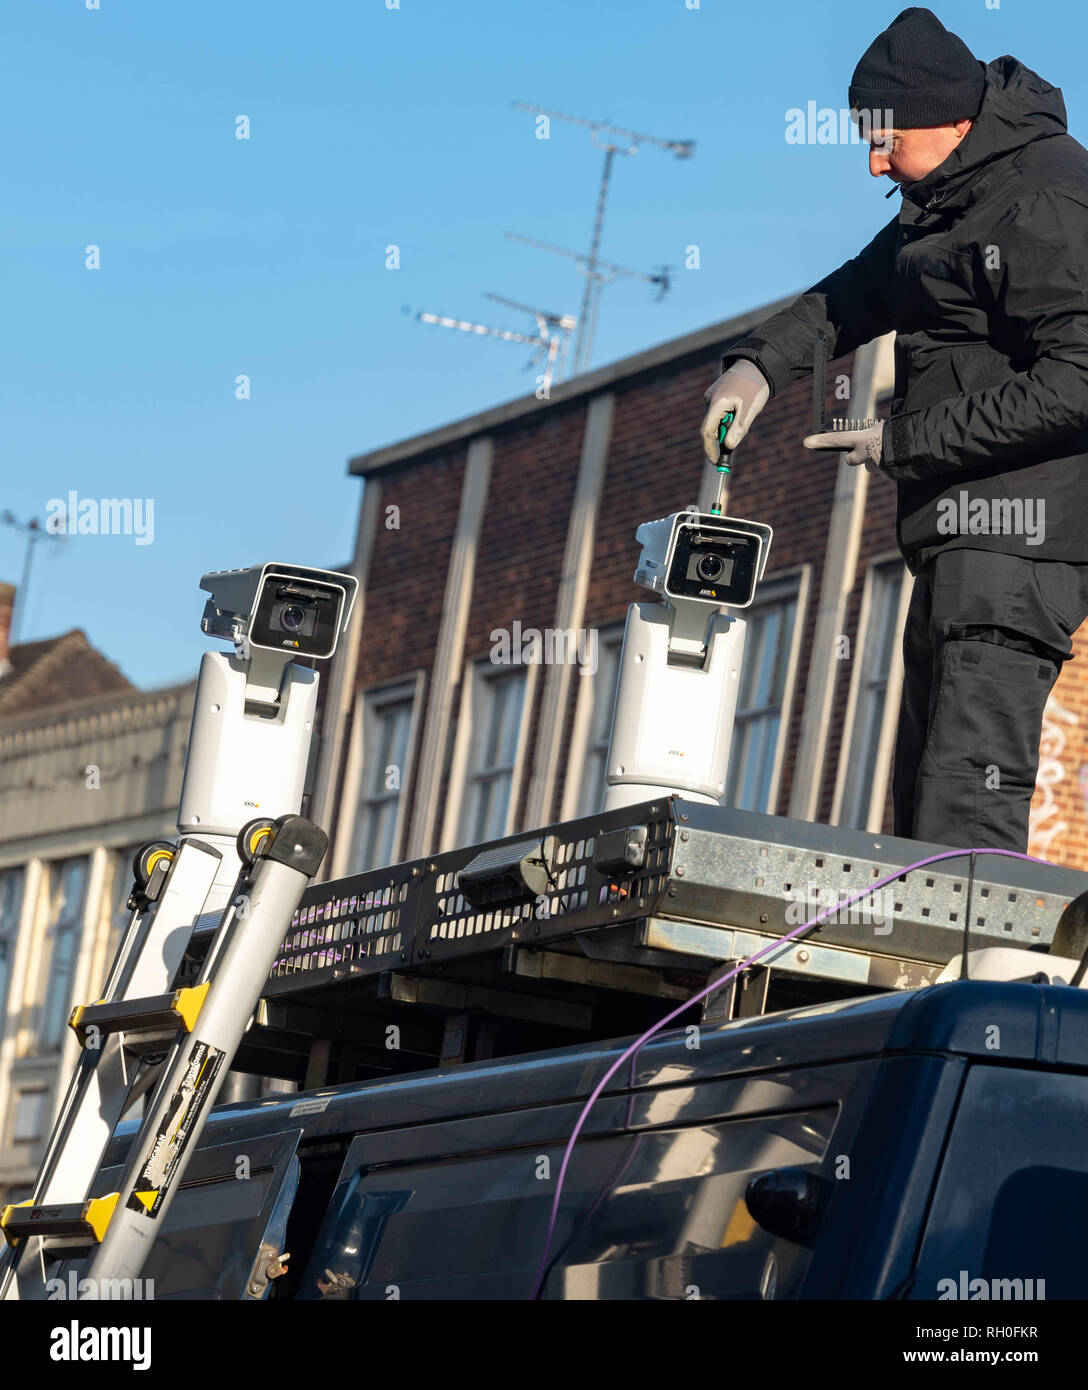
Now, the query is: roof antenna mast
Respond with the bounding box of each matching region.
[511,102,694,374]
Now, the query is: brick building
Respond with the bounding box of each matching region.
[309,301,1088,885]
[0,582,134,718]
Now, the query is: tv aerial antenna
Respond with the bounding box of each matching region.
[504,232,670,376]
[511,102,694,374]
[0,510,66,647]
[417,294,576,395]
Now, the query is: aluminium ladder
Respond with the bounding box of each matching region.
[0,813,326,1299]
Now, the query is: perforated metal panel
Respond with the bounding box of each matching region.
[421,812,676,962]
[260,796,1088,1001]
[667,802,1088,962]
[267,871,416,986]
[262,801,677,994]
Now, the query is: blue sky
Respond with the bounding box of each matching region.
[2,0,1084,688]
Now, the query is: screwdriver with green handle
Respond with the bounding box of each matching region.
[710,409,736,516]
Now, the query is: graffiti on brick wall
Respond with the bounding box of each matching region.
[1028,692,1078,860]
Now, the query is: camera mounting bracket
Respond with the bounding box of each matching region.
[602,510,773,811]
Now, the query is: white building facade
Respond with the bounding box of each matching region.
[0,682,195,1201]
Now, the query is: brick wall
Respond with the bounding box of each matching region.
[342,333,1088,875]
[440,407,585,841]
[1028,634,1088,866]
[0,584,13,671]
[354,445,466,829]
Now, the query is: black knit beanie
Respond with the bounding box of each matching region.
[849,7,985,128]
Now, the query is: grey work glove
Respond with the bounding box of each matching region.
[701,359,771,463]
[803,420,885,473]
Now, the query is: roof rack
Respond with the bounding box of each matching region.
[217,794,1088,1087]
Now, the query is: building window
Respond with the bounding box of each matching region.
[0,868,24,1028]
[101,847,141,986]
[725,578,801,813]
[576,626,626,817]
[350,689,416,873]
[839,560,908,830]
[12,1089,47,1143]
[459,665,529,846]
[38,858,88,1052]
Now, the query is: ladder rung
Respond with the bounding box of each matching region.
[68,982,210,1051]
[0,1193,119,1248]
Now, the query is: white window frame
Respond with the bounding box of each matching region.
[832,552,912,831]
[11,1087,47,1144]
[37,857,89,1054]
[338,675,424,876]
[563,622,626,820]
[102,846,143,981]
[0,867,24,1031]
[443,657,538,850]
[725,567,809,814]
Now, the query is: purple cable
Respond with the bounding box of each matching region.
[528,843,1050,1299]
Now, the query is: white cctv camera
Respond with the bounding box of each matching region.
[199,563,358,661]
[633,511,773,610]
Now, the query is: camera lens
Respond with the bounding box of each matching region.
[696,553,725,583]
[281,604,307,631]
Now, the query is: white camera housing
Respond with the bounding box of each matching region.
[603,511,774,812]
[634,511,772,610]
[200,562,358,661]
[178,561,358,917]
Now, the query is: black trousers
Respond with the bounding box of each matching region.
[891,548,1088,853]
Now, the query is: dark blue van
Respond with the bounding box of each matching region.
[90,978,1088,1300]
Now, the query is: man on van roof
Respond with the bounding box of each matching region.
[702,7,1088,854]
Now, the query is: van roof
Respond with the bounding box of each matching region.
[103,978,1088,1165]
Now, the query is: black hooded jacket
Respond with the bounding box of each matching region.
[722,56,1088,574]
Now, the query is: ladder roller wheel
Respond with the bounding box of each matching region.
[132,841,176,890]
[238,818,277,867]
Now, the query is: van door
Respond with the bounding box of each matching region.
[906,1066,1088,1300]
[296,1105,839,1300]
[84,1127,303,1300]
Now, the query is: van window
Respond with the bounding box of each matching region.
[300,1107,836,1300]
[908,1067,1088,1300]
[89,1128,302,1300]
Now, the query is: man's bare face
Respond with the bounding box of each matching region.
[865,120,973,184]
